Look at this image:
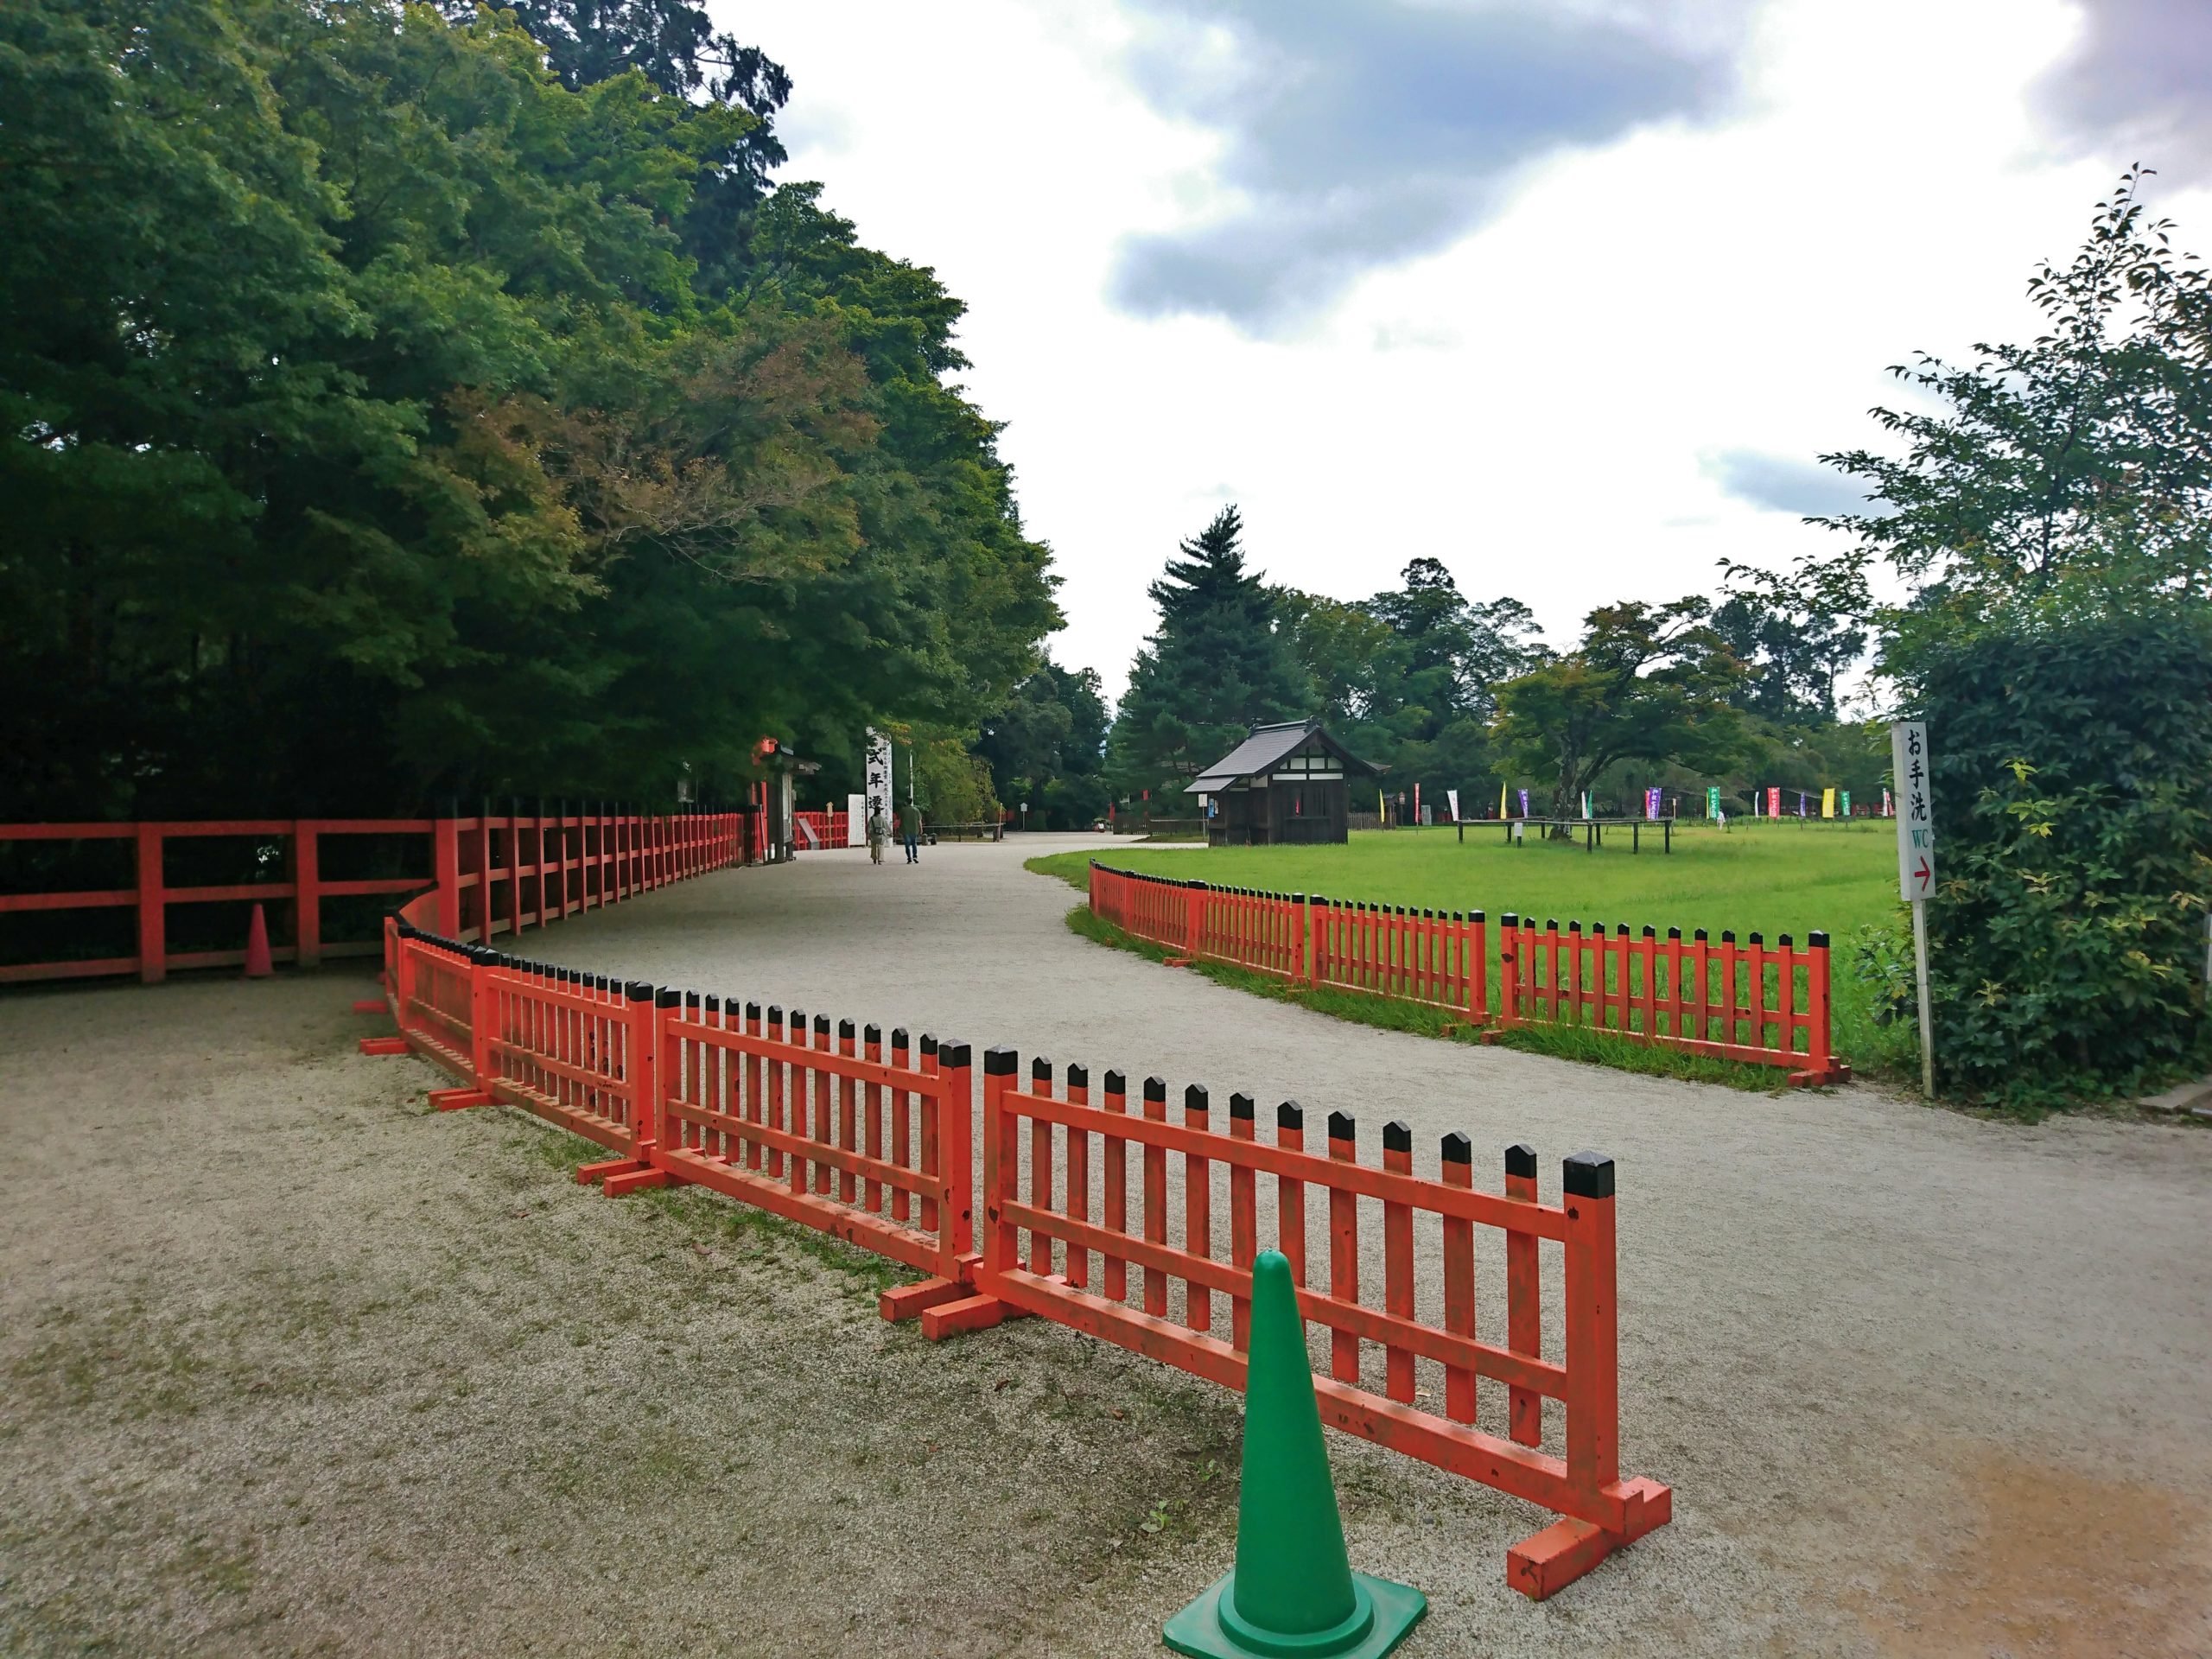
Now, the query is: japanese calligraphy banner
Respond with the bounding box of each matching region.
[1767,786,1781,817]
[1706,785,1719,818]
[1821,787,1836,819]
[1891,721,1936,901]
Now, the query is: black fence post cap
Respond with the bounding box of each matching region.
[1276,1100,1305,1130]
[1563,1152,1616,1199]
[984,1046,1019,1076]
[1505,1143,1537,1179]
[1184,1084,1208,1112]
[766,1003,783,1021]
[1067,1063,1089,1088]
[1032,1056,1053,1083]
[656,987,682,1007]
[1229,1092,1254,1120]
[1104,1069,1127,1093]
[813,1014,830,1034]
[627,981,657,1001]
[1382,1120,1412,1154]
[1327,1109,1356,1141]
[1142,1075,1167,1102]
[920,1033,938,1055]
[838,1018,855,1039]
[1440,1131,1471,1164]
[747,1001,762,1019]
[863,1023,880,1044]
[939,1040,971,1068]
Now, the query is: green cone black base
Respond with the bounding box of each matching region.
[1163,1250,1427,1659]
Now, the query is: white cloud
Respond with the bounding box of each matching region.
[727,0,2212,706]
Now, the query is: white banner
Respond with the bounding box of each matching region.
[1891,721,1935,901]
[846,792,866,848]
[1445,788,1459,824]
[864,728,894,841]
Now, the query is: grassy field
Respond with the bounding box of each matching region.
[1030,821,1916,1084]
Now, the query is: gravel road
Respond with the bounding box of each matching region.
[3,834,2208,1657]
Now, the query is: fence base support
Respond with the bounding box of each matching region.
[1788,1062,1853,1088]
[1506,1478,1672,1601]
[352,998,388,1014]
[576,1155,652,1187]
[878,1276,971,1324]
[919,1292,1022,1339]
[429,1087,491,1111]
[601,1166,672,1197]
[357,1036,410,1056]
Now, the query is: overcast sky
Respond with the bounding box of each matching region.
[735,0,2212,705]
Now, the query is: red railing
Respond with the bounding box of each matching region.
[0,810,747,987]
[792,810,850,849]
[362,921,1673,1599]
[955,1055,1670,1599]
[1494,915,1839,1081]
[0,818,434,984]
[1088,862,1845,1085]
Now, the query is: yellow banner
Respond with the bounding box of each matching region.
[1821,787,1836,818]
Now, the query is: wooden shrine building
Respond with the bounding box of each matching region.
[1185,718,1382,846]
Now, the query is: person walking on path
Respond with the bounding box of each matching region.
[868,806,888,865]
[899,798,923,864]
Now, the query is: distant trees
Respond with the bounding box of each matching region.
[976,659,1110,829]
[1107,506,1311,797]
[1491,600,1744,827]
[1278,558,1544,808]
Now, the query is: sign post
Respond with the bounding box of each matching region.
[1891,721,1936,1095]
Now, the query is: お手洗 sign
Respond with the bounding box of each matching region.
[1891,721,1935,901]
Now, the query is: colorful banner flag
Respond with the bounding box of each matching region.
[1706,785,1720,817]
[1767,785,1781,817]
[1498,781,1508,819]
[1518,788,1529,817]
[1580,791,1591,819]
[1840,790,1852,817]
[1645,787,1661,820]
[1821,786,1836,819]
[1446,787,1459,823]
[1882,786,1891,817]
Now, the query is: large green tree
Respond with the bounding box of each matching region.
[1107,506,1312,797]
[1491,599,1744,828]
[976,659,1109,830]
[0,0,1057,817]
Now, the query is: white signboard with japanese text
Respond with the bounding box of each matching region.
[1891,721,1935,901]
[864,729,894,839]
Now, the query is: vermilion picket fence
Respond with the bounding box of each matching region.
[364,914,1674,1599]
[954,1054,1670,1599]
[0,809,747,987]
[1087,861,1846,1085]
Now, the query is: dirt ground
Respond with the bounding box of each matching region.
[3,835,2209,1657]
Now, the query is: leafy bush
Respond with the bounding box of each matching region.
[1850,918,1915,1029]
[1906,604,2212,1102]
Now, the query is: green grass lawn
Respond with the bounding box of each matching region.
[1030,821,1917,1083]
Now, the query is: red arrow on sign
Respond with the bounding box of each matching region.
[1914,856,1931,893]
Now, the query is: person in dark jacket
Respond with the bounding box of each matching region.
[899,799,922,863]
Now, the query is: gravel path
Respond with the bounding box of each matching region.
[3,834,2209,1656]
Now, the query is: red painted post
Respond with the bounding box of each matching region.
[506,799,523,938]
[1382,1119,1414,1402]
[1275,1101,1306,1285]
[862,1023,885,1213]
[1103,1070,1129,1301]
[1227,1094,1255,1345]
[136,823,165,983]
[1495,914,1518,1030]
[1440,1132,1476,1422]
[474,807,493,942]
[1065,1065,1091,1290]
[1505,1142,1541,1446]
[1304,894,1319,987]
[1804,931,1835,1082]
[1184,1084,1211,1333]
[839,1019,860,1205]
[638,984,672,1160]
[1561,1152,1619,1497]
[934,1038,976,1259]
[890,1027,911,1217]
[1327,1110,1358,1383]
[468,950,494,1090]
[918,1033,940,1233]
[1141,1075,1168,1316]
[1028,1058,1054,1276]
[981,1048,1020,1278]
[293,821,321,969]
[435,817,461,938]
[1468,910,1487,1026]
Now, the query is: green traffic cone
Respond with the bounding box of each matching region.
[1164,1249,1427,1659]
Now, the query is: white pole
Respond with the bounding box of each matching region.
[1911,895,1935,1096]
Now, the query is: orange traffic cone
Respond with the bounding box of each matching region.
[244,902,273,978]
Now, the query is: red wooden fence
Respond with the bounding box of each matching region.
[1088,861,1846,1085]
[364,918,1673,1599]
[1,810,746,986]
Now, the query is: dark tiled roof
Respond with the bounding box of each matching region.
[1185,720,1378,792]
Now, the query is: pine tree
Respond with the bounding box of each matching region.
[1108,505,1313,797]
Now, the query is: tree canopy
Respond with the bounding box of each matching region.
[1106,505,1311,797]
[0,0,1058,817]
